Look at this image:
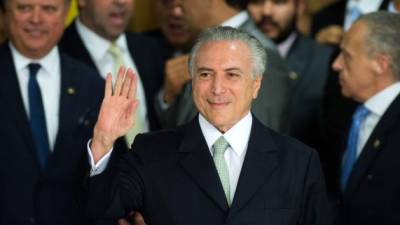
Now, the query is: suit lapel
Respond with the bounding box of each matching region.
[0,44,38,159]
[286,35,307,88]
[178,118,230,212]
[61,22,98,71]
[49,54,84,165]
[230,118,278,214]
[346,94,400,194]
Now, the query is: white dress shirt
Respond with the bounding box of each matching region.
[88,112,253,201]
[199,112,252,200]
[344,0,384,30]
[357,82,400,157]
[75,18,149,133]
[10,43,61,151]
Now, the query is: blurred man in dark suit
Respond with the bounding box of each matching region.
[60,0,164,147]
[247,0,333,149]
[0,0,105,224]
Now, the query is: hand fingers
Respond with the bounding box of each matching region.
[121,71,131,98]
[126,68,138,101]
[114,66,126,96]
[105,73,113,97]
[127,100,139,122]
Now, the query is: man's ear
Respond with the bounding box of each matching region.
[373,54,390,76]
[252,75,262,99]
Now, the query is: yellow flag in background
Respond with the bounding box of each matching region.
[65,0,78,27]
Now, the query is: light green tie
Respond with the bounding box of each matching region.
[108,43,144,147]
[108,42,124,75]
[212,136,231,205]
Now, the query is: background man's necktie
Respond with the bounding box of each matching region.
[108,43,144,147]
[212,136,231,205]
[28,63,50,169]
[340,105,370,191]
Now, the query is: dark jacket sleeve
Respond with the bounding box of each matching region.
[87,134,146,221]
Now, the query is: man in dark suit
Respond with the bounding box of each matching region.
[0,0,106,224]
[87,27,331,225]
[59,0,164,146]
[332,12,400,225]
[152,0,293,133]
[247,0,333,149]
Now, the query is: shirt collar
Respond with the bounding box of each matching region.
[364,82,400,116]
[221,11,249,28]
[75,18,128,61]
[199,112,252,157]
[277,32,297,58]
[9,41,60,75]
[347,0,384,13]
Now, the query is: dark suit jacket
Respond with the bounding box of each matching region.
[336,93,400,225]
[285,33,333,148]
[153,18,292,133]
[320,47,358,195]
[59,21,164,130]
[0,43,105,225]
[88,116,331,225]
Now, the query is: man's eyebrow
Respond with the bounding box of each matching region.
[225,67,243,73]
[196,67,213,72]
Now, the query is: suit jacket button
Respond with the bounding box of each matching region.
[289,71,298,80]
[367,174,374,180]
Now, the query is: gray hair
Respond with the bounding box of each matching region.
[188,26,267,79]
[357,12,400,80]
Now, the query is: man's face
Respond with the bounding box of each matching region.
[192,40,262,133]
[248,0,297,43]
[78,0,133,41]
[4,0,68,59]
[332,22,377,102]
[155,0,211,50]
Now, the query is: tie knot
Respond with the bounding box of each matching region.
[213,136,229,155]
[28,63,41,78]
[108,43,122,57]
[353,105,370,121]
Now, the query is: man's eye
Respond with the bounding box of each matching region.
[227,73,240,79]
[43,5,57,13]
[17,4,31,12]
[199,72,210,77]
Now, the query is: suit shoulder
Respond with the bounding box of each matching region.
[132,127,183,156]
[60,53,102,81]
[297,35,333,56]
[257,122,318,160]
[125,32,160,47]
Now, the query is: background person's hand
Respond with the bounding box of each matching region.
[163,55,191,104]
[315,25,343,46]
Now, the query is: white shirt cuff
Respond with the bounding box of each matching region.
[87,139,113,176]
